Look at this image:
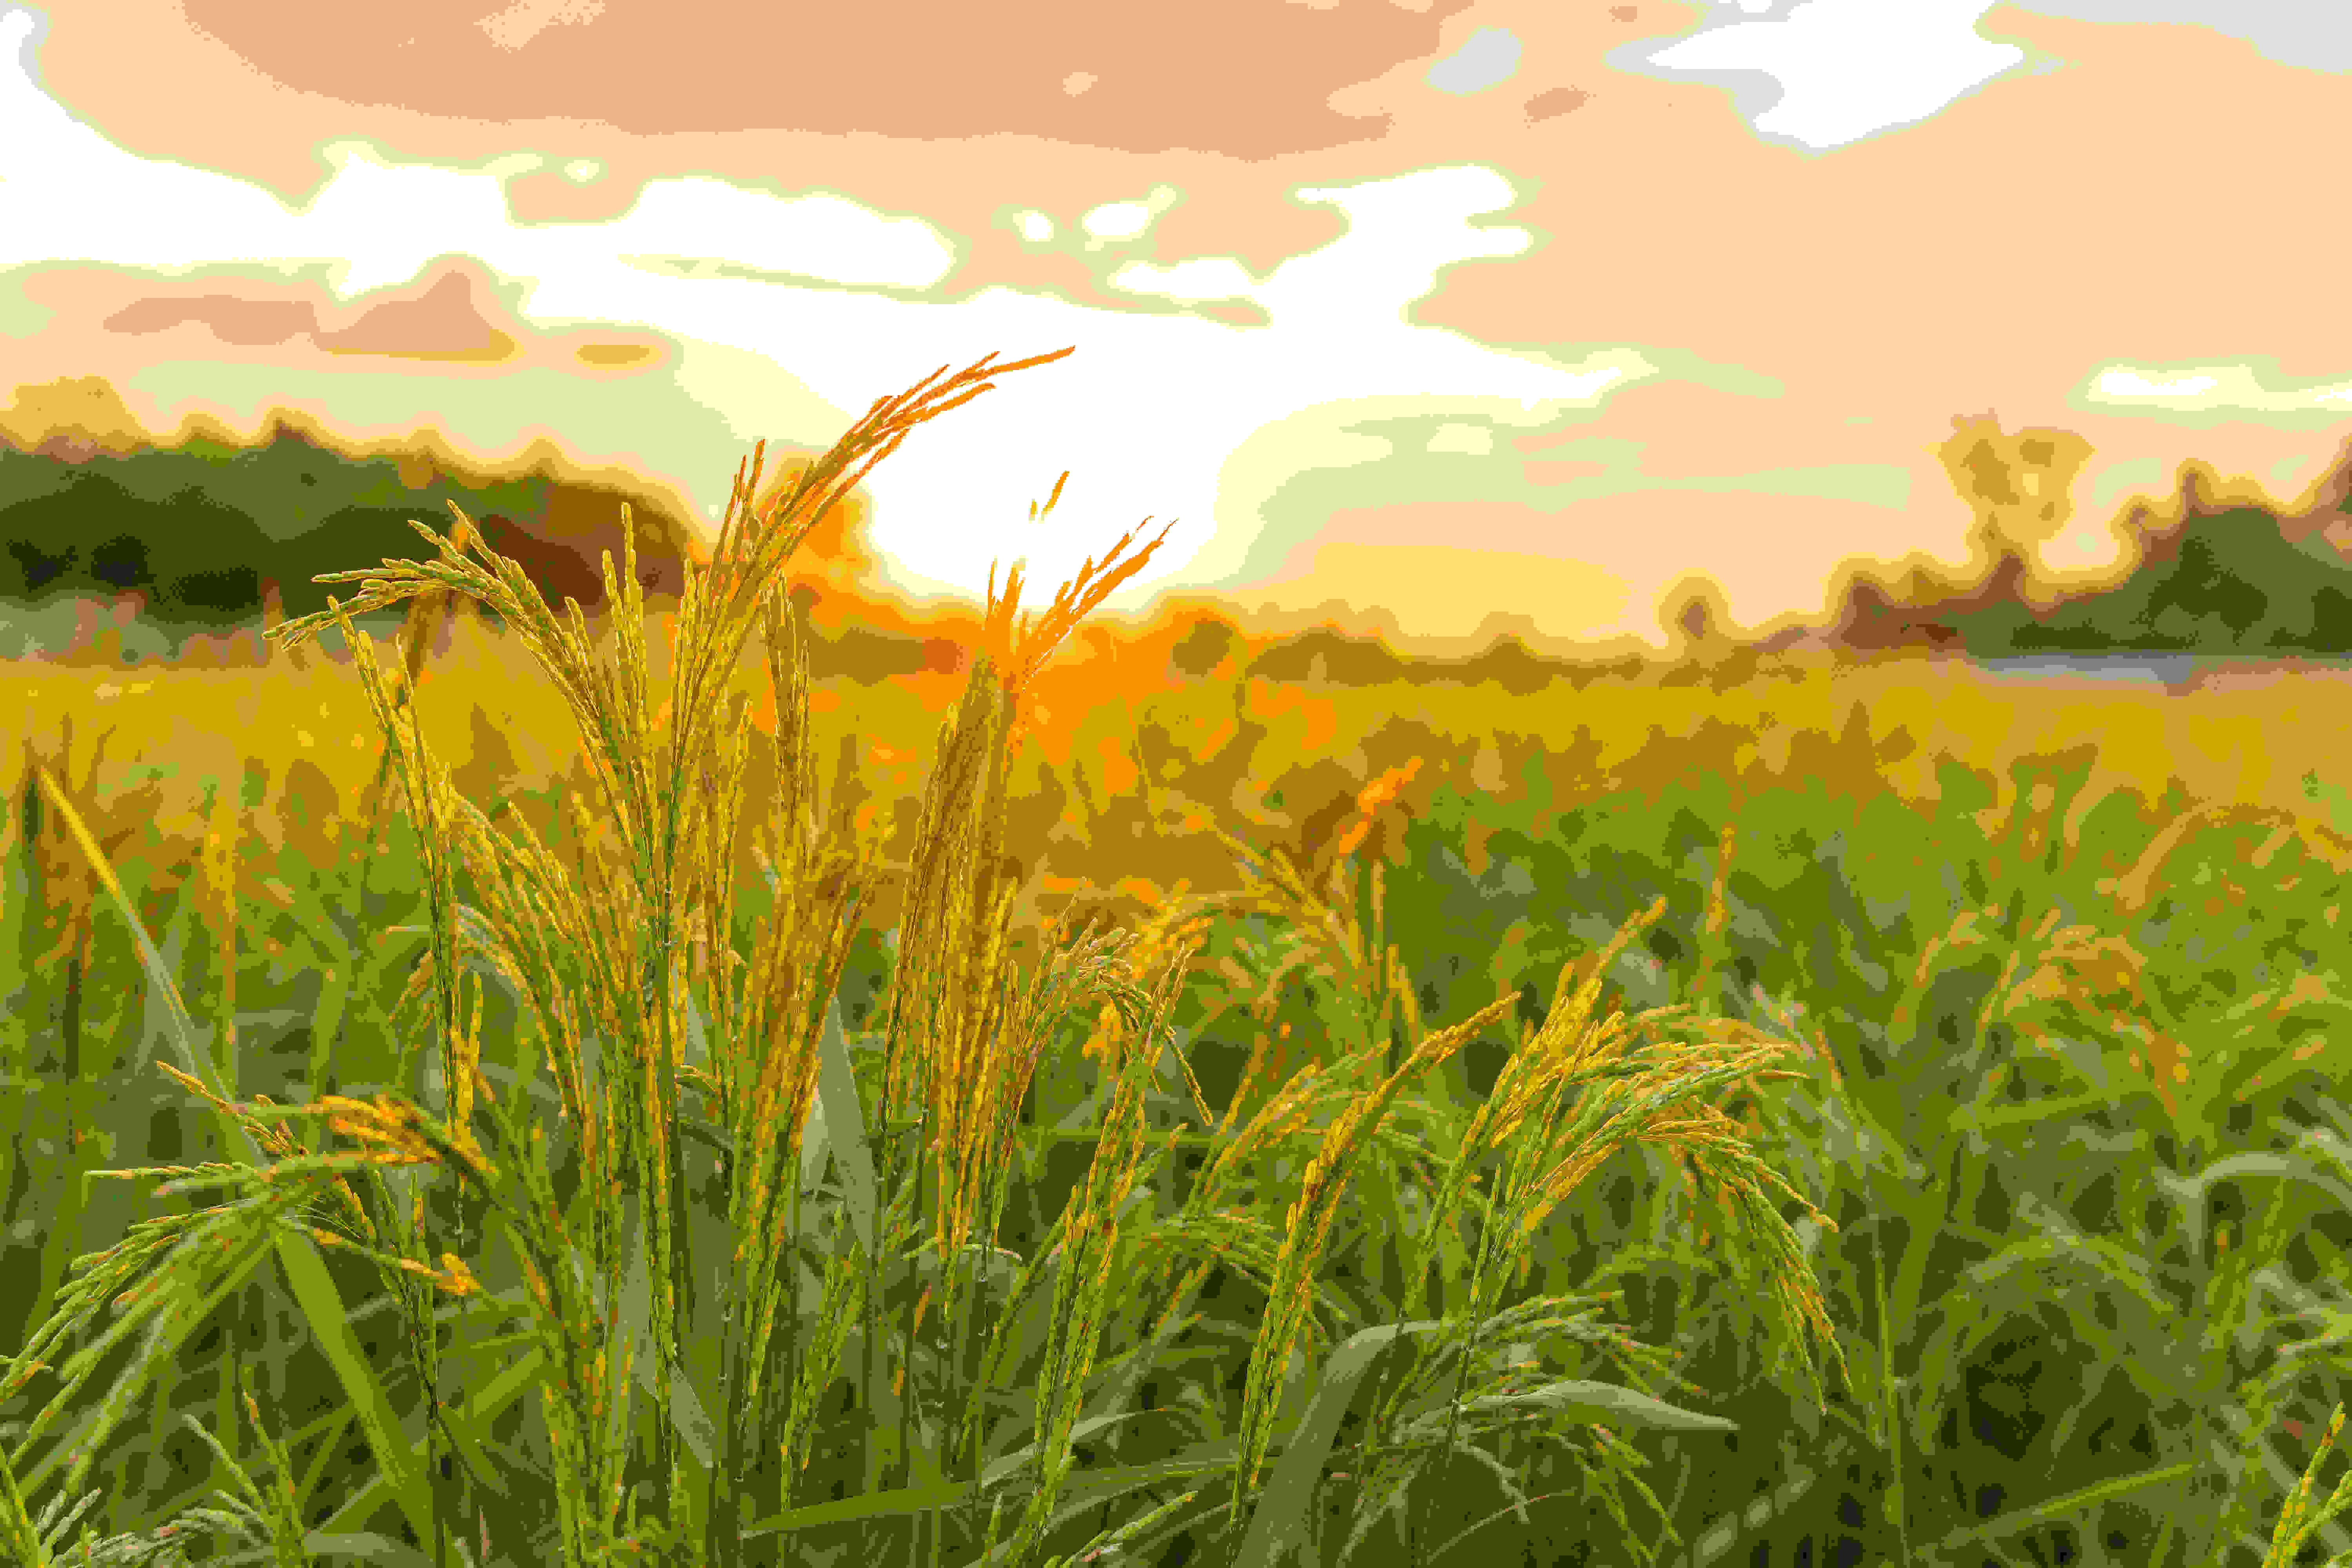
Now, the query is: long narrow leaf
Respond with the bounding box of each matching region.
[813,998,880,1263]
[1229,1319,1440,1568]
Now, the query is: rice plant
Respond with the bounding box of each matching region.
[19,343,2261,1566]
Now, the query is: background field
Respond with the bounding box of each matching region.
[11,595,2352,1565]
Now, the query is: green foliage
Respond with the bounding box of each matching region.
[7,364,2352,1565]
[1948,506,2352,655]
[0,432,697,639]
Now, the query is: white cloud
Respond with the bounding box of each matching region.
[1625,0,2031,149]
[2089,364,2352,413]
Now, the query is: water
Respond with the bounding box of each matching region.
[1971,653,2352,690]
[1973,654,2202,687]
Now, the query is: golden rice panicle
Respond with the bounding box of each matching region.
[1468,895,1673,1159]
[1106,897,1222,1127]
[875,461,1176,1048]
[391,508,477,703]
[2266,1404,2352,1567]
[758,586,820,871]
[660,347,1093,771]
[1231,985,1520,1503]
[724,695,883,1185]
[875,636,1017,1127]
[1004,949,1192,1566]
[853,457,1179,1281]
[980,487,1176,716]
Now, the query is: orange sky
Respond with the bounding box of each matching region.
[2,0,2348,660]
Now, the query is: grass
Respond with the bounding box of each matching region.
[3,345,2352,1565]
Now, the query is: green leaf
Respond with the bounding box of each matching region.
[813,998,880,1264]
[1924,1458,2200,1559]
[1229,1318,1441,1568]
[1460,1377,1740,1432]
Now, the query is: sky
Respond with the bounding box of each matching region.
[2,0,2350,659]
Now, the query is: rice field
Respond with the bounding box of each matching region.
[4,347,2352,1565]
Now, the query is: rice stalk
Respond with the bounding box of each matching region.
[1,341,1893,1568]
